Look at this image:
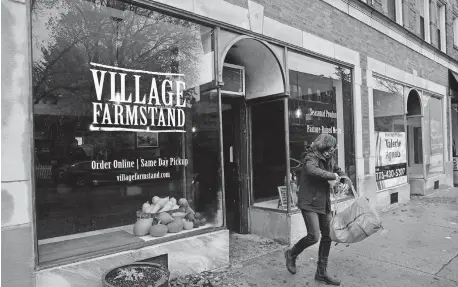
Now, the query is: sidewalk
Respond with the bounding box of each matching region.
[171,187,458,287]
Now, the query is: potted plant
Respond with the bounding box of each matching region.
[102,262,170,287]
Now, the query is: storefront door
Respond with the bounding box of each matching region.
[406,115,423,178]
[406,90,424,180]
[222,95,249,233]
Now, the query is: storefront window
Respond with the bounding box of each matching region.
[287,51,356,205]
[251,100,287,207]
[423,94,444,177]
[32,0,221,264]
[373,77,408,190]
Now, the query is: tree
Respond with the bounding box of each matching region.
[334,66,351,83]
[32,0,204,108]
[32,0,209,158]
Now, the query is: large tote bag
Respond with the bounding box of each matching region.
[330,182,383,244]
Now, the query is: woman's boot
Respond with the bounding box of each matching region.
[315,256,340,285]
[284,249,297,274]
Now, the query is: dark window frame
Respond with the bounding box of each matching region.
[420,16,426,40]
[387,0,397,22]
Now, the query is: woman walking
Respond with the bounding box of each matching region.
[285,134,350,286]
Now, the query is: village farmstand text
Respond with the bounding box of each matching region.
[90,68,186,127]
[91,158,189,170]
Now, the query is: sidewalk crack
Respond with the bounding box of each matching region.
[348,251,458,284]
[435,252,458,276]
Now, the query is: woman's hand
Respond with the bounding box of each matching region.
[334,173,341,182]
[328,173,340,187]
[328,179,337,186]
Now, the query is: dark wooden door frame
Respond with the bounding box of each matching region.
[239,98,249,234]
[222,95,288,234]
[222,95,249,234]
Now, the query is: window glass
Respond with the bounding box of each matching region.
[406,89,423,176]
[451,104,458,160]
[447,97,451,161]
[373,78,405,133]
[287,51,356,203]
[436,2,442,50]
[32,0,220,264]
[454,18,458,46]
[373,77,407,190]
[251,100,286,206]
[418,0,426,39]
[424,94,444,177]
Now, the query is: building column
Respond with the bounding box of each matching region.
[1,0,35,286]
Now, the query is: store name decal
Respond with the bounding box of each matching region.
[306,125,341,134]
[89,63,187,133]
[308,108,337,119]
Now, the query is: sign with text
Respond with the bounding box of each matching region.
[375,132,407,190]
[277,186,297,209]
[89,63,189,133]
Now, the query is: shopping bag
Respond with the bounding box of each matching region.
[330,183,383,244]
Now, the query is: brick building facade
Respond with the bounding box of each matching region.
[2,0,458,286]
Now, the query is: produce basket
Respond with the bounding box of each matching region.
[133,197,207,237]
[138,197,192,219]
[136,208,183,220]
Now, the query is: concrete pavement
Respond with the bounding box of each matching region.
[180,187,458,287]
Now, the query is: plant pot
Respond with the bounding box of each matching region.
[102,262,170,287]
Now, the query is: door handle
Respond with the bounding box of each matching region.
[230,146,233,163]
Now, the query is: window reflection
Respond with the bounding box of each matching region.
[424,94,444,177]
[32,0,221,262]
[373,78,405,133]
[251,100,286,203]
[373,77,408,190]
[287,52,355,196]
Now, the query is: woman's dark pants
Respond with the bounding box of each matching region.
[285,209,341,285]
[291,210,332,258]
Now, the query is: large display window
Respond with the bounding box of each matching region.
[250,53,356,212]
[423,94,445,177]
[372,77,408,191]
[32,0,222,265]
[287,51,356,208]
[250,99,287,207]
[372,76,446,189]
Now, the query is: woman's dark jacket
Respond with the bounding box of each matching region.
[297,147,347,214]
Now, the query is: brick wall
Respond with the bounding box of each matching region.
[225,0,449,172]
[245,0,448,84]
[367,0,457,60]
[224,1,451,81]
[404,0,419,33]
[447,1,458,60]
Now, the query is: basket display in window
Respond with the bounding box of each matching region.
[133,196,207,237]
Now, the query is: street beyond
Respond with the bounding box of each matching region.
[171,188,458,287]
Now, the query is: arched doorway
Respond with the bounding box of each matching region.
[219,37,286,233]
[406,89,424,185]
[219,36,286,98]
